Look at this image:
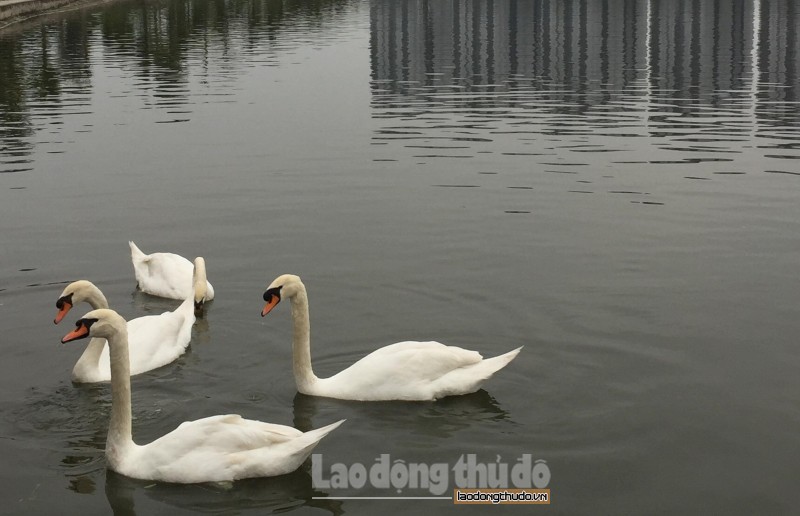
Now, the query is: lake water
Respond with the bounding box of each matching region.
[1,0,799,514]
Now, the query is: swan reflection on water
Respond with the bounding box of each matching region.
[103,466,344,516]
[292,388,513,437]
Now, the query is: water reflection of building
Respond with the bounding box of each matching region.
[370,0,799,104]
[0,0,355,174]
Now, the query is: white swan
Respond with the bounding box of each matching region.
[129,241,215,301]
[60,308,344,483]
[54,258,210,383]
[260,274,522,401]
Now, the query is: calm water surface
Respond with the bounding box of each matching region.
[1,0,799,514]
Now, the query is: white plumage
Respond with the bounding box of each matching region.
[61,308,344,483]
[129,241,215,301]
[261,274,522,401]
[55,279,197,383]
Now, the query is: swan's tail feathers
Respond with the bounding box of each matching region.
[432,347,522,400]
[306,419,346,441]
[129,241,149,289]
[474,346,523,380]
[129,241,148,262]
[295,419,346,454]
[128,240,150,270]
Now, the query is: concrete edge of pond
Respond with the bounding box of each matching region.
[0,0,116,32]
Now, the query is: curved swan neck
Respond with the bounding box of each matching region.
[69,281,109,310]
[85,287,109,310]
[289,288,318,392]
[72,337,108,381]
[192,257,208,302]
[106,322,134,454]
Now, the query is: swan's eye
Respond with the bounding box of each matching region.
[263,287,282,302]
[78,318,98,330]
[56,293,73,309]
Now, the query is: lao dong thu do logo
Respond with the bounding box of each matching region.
[312,453,550,496]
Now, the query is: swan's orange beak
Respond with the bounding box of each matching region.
[62,321,90,343]
[54,301,72,324]
[261,296,280,317]
[261,287,282,317]
[261,291,281,317]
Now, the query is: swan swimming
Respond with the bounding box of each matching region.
[260,274,522,401]
[54,257,210,383]
[129,241,215,301]
[61,308,344,483]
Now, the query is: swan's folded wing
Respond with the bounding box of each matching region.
[361,341,482,374]
[323,341,483,399]
[132,250,194,299]
[126,307,192,373]
[150,415,301,454]
[134,415,306,482]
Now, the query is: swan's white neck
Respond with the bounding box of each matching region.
[192,257,208,302]
[71,283,111,379]
[289,288,318,393]
[71,337,107,382]
[80,283,110,310]
[105,322,135,465]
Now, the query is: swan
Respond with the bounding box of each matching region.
[260,274,522,401]
[54,258,210,383]
[60,308,344,483]
[129,241,215,301]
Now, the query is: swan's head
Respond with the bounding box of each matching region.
[61,309,125,343]
[261,274,303,317]
[54,280,98,324]
[192,257,208,313]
